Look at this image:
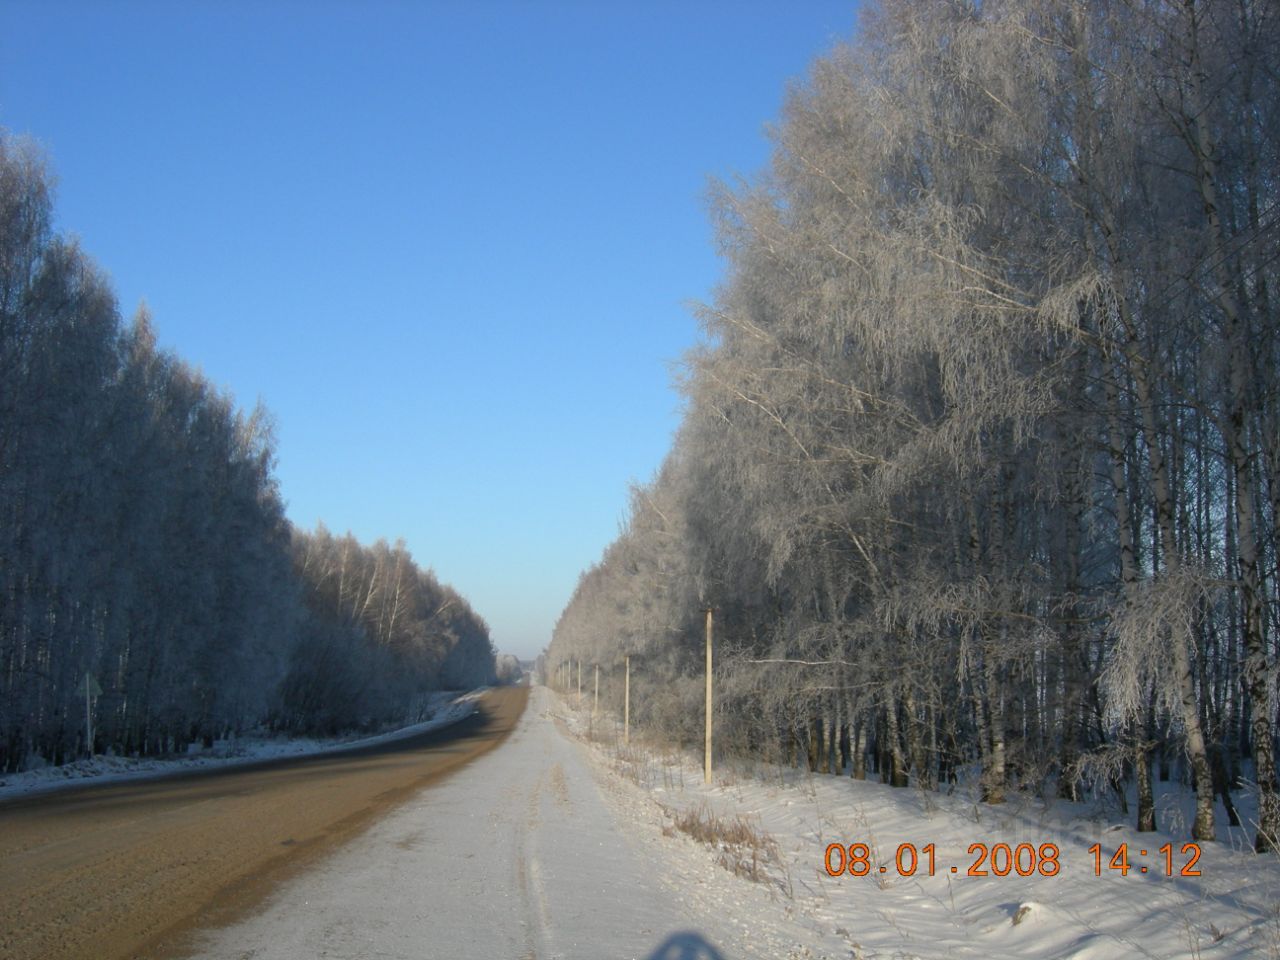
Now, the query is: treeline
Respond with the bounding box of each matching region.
[0,133,494,772]
[283,526,494,734]
[549,0,1280,851]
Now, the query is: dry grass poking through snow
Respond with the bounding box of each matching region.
[661,800,788,893]
[549,688,1280,959]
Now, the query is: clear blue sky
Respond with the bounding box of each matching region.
[1,0,858,660]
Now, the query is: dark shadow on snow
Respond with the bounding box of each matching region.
[645,930,728,960]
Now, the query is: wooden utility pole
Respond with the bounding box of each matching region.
[704,607,713,785]
[577,659,582,701]
[593,663,599,717]
[624,655,631,745]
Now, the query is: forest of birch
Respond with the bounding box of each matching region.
[549,0,1280,851]
[0,133,496,773]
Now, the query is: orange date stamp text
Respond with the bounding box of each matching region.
[823,841,1202,878]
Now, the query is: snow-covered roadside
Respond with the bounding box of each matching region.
[0,688,488,803]
[552,691,1280,960]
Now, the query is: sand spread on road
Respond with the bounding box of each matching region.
[0,685,528,960]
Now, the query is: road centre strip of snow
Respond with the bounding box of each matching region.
[188,685,743,960]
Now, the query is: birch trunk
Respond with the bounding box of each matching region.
[1181,0,1276,848]
[884,687,908,788]
[851,718,866,780]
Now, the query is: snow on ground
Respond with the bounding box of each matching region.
[553,691,1280,960]
[32,681,1276,959]
[188,685,744,960]
[0,688,488,803]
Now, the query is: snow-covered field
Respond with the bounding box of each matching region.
[556,693,1280,960]
[0,688,487,803]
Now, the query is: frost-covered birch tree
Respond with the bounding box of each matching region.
[550,0,1278,851]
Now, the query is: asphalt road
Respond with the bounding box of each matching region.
[0,685,529,960]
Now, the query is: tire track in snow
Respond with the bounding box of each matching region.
[185,687,722,960]
[516,768,549,960]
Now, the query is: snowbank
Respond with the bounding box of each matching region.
[0,688,488,803]
[551,689,1280,960]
